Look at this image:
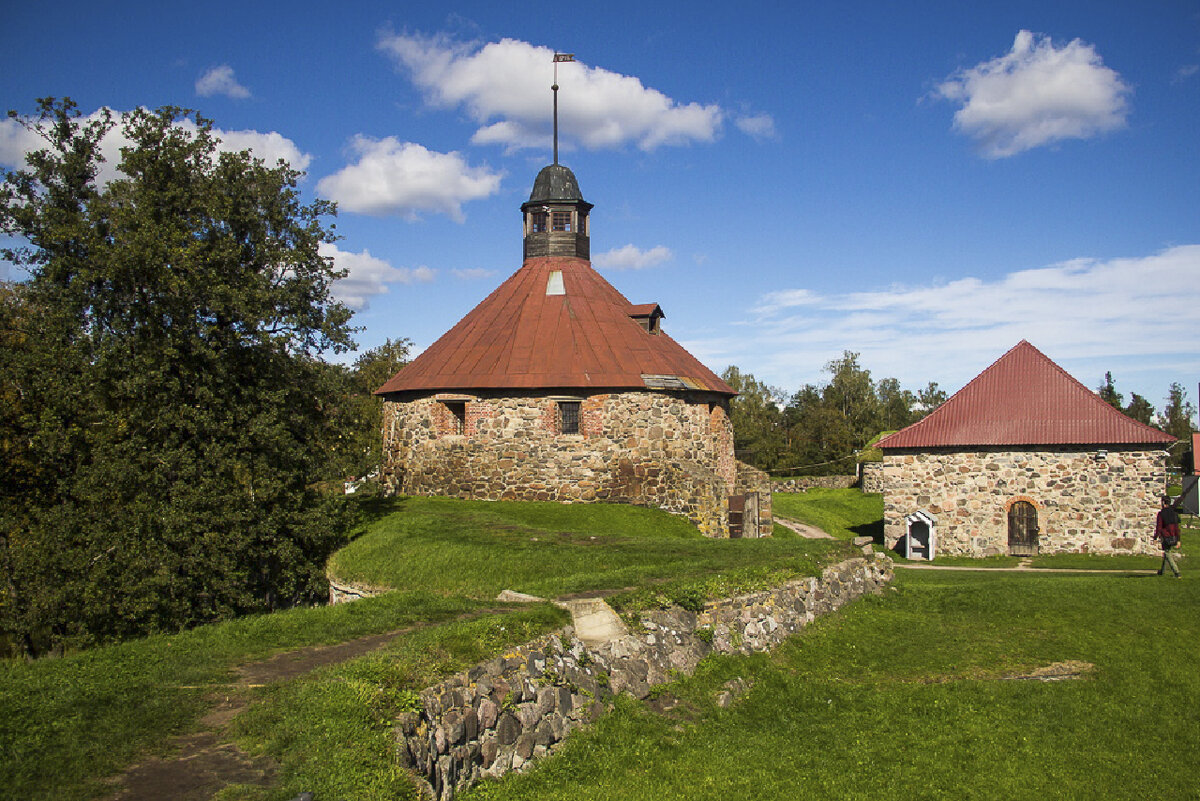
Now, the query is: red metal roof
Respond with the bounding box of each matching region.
[375,256,735,396]
[877,340,1175,449]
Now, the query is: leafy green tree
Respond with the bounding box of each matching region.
[1,99,355,654]
[916,381,948,413]
[721,366,786,470]
[1158,383,1197,468]
[1097,371,1124,410]
[821,351,882,447]
[326,337,413,480]
[876,377,916,431]
[1124,393,1155,426]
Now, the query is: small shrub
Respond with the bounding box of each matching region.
[695,626,715,644]
[673,586,708,613]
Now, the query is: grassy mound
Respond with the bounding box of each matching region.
[328,497,856,604]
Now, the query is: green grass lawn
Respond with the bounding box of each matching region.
[0,591,564,801]
[462,568,1200,801]
[9,492,1194,801]
[2,497,851,801]
[329,496,855,605]
[763,489,884,541]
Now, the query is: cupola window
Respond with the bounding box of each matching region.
[530,211,548,233]
[551,211,572,232]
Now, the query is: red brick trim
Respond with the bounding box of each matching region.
[1005,494,1043,511]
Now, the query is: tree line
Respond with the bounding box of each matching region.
[0,100,406,656]
[723,357,1197,476]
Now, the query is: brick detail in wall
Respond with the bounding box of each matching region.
[881,446,1168,556]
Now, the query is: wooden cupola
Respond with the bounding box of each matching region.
[521,164,593,260]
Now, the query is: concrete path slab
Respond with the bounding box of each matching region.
[895,563,1160,575]
[775,517,832,539]
[557,597,628,647]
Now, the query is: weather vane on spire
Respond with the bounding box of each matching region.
[552,52,574,165]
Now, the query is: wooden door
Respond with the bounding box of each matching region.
[1008,501,1039,556]
[728,494,745,538]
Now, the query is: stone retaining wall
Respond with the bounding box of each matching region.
[394,555,893,799]
[773,475,859,492]
[328,579,385,605]
[860,462,883,494]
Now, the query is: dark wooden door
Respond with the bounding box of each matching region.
[728,494,745,538]
[1008,501,1039,556]
[743,492,759,538]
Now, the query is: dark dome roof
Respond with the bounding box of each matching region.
[528,164,584,203]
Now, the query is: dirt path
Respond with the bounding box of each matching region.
[103,612,502,801]
[103,627,415,801]
[895,563,1160,574]
[774,516,833,539]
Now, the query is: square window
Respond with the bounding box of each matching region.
[531,212,548,233]
[559,401,581,435]
[551,211,572,232]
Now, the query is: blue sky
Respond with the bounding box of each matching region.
[3,0,1198,417]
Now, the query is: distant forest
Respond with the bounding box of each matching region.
[722,355,1197,476]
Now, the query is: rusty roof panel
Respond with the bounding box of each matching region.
[877,340,1176,448]
[376,256,735,396]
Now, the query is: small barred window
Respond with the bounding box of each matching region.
[559,401,581,435]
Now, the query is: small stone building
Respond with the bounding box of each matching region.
[374,163,770,537]
[877,340,1174,557]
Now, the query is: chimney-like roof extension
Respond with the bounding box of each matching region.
[877,340,1175,449]
[375,256,734,396]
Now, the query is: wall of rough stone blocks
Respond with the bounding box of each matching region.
[379,390,765,537]
[393,555,893,799]
[881,446,1168,556]
[773,475,860,492]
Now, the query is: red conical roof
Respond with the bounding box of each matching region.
[877,340,1175,448]
[375,256,734,395]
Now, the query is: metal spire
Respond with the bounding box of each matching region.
[552,53,574,165]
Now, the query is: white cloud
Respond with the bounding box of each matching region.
[735,113,778,141]
[592,244,673,271]
[195,65,251,99]
[378,33,724,152]
[935,30,1131,158]
[0,108,311,184]
[1174,64,1199,84]
[316,137,502,221]
[697,245,1200,398]
[452,267,497,280]
[321,242,435,311]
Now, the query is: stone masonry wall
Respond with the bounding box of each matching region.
[773,475,859,492]
[380,391,742,537]
[394,555,893,799]
[860,462,883,494]
[881,446,1168,556]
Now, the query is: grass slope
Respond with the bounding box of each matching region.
[463,568,1200,801]
[329,497,855,603]
[772,489,883,540]
[0,591,554,800]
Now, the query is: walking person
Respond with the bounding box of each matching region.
[1153,495,1182,578]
